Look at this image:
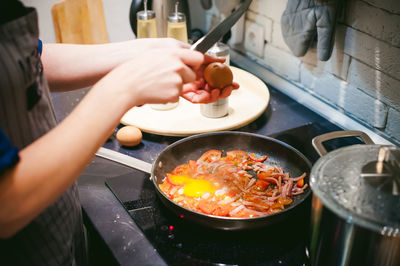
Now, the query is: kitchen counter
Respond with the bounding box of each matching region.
[51,75,341,265]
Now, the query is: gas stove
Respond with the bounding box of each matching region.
[105,122,364,265]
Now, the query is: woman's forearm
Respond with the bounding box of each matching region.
[0,45,204,238]
[41,39,190,92]
[0,80,129,238]
[41,42,135,91]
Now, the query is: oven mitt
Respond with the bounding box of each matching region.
[281,0,340,61]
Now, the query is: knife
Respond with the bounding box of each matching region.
[191,0,252,53]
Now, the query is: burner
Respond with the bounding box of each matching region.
[105,122,356,265]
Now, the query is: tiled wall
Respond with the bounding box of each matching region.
[196,0,400,143]
[244,0,400,143]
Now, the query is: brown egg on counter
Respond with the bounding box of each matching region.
[203,62,233,89]
[116,126,142,147]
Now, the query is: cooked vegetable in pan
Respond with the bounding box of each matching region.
[159,150,307,218]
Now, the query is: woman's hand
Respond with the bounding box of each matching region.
[93,45,239,110]
[128,40,240,104]
[181,54,240,103]
[93,47,202,110]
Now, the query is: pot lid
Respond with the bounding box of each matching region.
[310,144,400,236]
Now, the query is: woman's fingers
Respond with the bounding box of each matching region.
[203,54,225,65]
[178,64,197,84]
[181,90,210,103]
[176,49,205,69]
[220,82,240,98]
[208,89,220,103]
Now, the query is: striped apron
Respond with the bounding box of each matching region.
[0,10,87,266]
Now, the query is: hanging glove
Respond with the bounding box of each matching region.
[281,0,341,61]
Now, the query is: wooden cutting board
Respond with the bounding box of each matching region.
[51,0,109,44]
[121,67,270,136]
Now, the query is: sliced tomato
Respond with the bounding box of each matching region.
[249,153,268,162]
[296,178,304,188]
[171,164,190,175]
[226,150,249,163]
[227,188,241,197]
[188,160,198,172]
[213,204,234,216]
[197,200,217,215]
[255,180,270,190]
[233,208,256,218]
[198,150,222,163]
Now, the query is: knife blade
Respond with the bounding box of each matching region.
[191,0,252,53]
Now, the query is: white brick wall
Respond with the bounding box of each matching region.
[362,0,400,14]
[345,0,400,47]
[386,108,400,140]
[263,45,301,81]
[300,63,345,104]
[342,25,400,79]
[246,11,272,43]
[238,0,400,143]
[301,63,389,128]
[249,0,288,23]
[271,22,291,52]
[347,59,400,110]
[300,46,350,80]
[339,86,388,129]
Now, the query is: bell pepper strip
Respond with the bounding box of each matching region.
[249,153,268,162]
[296,178,304,188]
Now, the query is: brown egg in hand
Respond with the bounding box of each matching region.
[203,62,233,89]
[116,126,142,147]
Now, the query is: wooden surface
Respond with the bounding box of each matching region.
[51,0,109,44]
[120,67,270,136]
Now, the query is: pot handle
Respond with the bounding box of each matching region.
[312,130,375,156]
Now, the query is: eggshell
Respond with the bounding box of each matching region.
[203,62,233,89]
[116,126,142,147]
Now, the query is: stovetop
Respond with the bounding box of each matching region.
[105,122,364,265]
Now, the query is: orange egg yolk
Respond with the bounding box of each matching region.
[168,175,215,197]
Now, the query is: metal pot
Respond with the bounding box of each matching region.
[309,130,400,266]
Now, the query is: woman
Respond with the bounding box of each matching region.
[0,1,238,265]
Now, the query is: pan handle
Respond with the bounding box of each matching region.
[312,130,375,157]
[96,147,152,174]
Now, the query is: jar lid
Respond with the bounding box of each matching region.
[168,12,186,23]
[206,42,230,58]
[137,10,156,20]
[310,144,400,236]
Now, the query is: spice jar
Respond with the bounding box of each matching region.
[136,0,157,38]
[167,1,188,43]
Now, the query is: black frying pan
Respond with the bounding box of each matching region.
[152,131,312,230]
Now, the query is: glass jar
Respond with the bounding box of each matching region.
[136,1,157,39]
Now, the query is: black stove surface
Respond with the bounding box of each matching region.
[105,122,363,265]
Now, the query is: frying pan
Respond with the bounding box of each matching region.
[152,131,312,230]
